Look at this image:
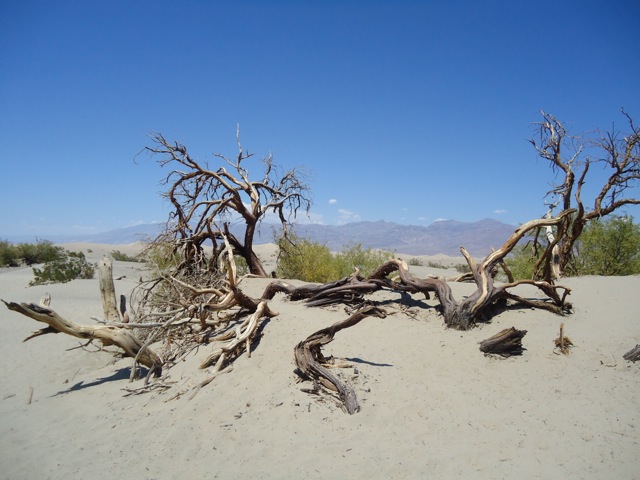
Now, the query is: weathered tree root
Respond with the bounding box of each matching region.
[199,300,278,370]
[623,344,640,362]
[3,300,162,375]
[265,211,575,331]
[294,305,387,414]
[479,327,527,357]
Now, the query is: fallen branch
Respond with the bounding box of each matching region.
[294,305,387,414]
[3,300,162,374]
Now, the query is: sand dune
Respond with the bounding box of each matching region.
[1,244,638,479]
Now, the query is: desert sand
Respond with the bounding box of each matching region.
[1,243,638,479]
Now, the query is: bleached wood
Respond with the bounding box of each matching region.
[97,257,119,322]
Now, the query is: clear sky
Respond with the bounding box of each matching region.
[1,0,639,237]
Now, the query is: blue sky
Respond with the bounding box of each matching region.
[1,1,639,237]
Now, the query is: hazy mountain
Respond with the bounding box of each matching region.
[3,219,516,256]
[285,219,516,256]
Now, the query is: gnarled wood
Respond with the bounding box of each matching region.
[146,129,311,276]
[98,257,119,322]
[623,344,640,362]
[530,111,640,276]
[271,211,575,330]
[199,300,278,369]
[2,300,161,374]
[294,306,387,414]
[479,327,527,356]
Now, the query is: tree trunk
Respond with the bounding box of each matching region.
[98,257,119,322]
[224,223,267,277]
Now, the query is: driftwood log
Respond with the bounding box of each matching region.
[294,305,387,414]
[2,300,162,374]
[479,327,528,356]
[623,344,640,362]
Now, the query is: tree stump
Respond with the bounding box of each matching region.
[98,256,119,322]
[479,327,527,356]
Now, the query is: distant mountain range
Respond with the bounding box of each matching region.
[2,218,517,256]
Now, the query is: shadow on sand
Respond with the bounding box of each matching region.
[52,366,147,396]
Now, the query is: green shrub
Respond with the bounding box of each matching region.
[572,216,640,275]
[0,240,20,267]
[18,239,65,266]
[276,234,393,282]
[276,234,339,282]
[111,249,144,262]
[505,243,539,280]
[426,260,445,269]
[30,251,95,286]
[335,243,393,278]
[454,263,472,274]
[506,215,640,278]
[144,242,181,274]
[408,257,424,266]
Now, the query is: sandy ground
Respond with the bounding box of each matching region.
[0,243,638,479]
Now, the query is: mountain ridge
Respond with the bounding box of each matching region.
[2,218,516,256]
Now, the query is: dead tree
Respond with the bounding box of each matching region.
[144,128,311,276]
[529,110,640,278]
[265,210,574,330]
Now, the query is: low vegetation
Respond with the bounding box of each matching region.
[0,239,95,285]
[111,250,144,263]
[0,239,66,267]
[507,215,640,279]
[276,233,393,282]
[30,251,95,286]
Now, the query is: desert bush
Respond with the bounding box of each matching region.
[572,215,640,275]
[0,240,20,267]
[408,257,423,266]
[454,263,472,274]
[111,250,144,262]
[276,234,339,282]
[18,239,65,266]
[1,239,65,267]
[144,241,182,274]
[507,215,640,278]
[276,234,393,282]
[504,244,538,280]
[426,260,445,269]
[335,243,393,278]
[30,251,95,286]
